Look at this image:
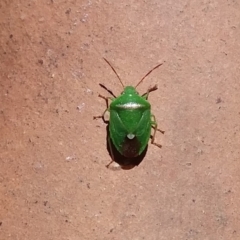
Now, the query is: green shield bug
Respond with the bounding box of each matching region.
[94,58,164,167]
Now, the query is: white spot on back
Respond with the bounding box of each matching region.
[127,133,135,139]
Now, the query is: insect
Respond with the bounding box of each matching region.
[94,58,164,167]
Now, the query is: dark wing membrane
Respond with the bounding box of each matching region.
[121,136,141,158]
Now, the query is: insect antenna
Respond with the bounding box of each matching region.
[135,63,163,88]
[99,83,117,98]
[103,58,125,89]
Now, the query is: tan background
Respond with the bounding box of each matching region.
[1,0,240,239]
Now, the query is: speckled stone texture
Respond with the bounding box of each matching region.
[1,1,240,239]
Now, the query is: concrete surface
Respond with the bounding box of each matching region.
[1,0,240,239]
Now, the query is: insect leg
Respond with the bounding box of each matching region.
[150,114,164,148]
[93,94,111,123]
[151,114,165,133]
[98,94,112,108]
[142,85,158,100]
[99,83,117,98]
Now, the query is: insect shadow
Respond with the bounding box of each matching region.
[105,124,148,170]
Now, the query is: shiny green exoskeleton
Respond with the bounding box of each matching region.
[94,58,164,166]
